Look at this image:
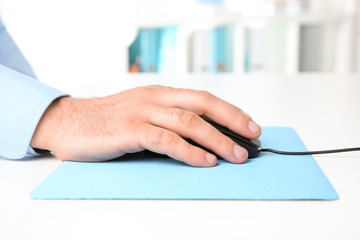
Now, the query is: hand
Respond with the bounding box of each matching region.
[30,85,261,167]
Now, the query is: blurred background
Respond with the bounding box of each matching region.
[1,0,359,91]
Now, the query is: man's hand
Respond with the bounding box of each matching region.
[30,85,261,167]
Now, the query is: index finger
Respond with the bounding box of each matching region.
[148,86,262,139]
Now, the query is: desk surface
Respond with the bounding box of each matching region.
[1,74,360,240]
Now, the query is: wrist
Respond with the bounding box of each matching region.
[30,96,75,152]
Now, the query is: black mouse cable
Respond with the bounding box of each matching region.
[260,147,360,155]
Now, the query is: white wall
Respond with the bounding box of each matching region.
[2,0,359,95]
[2,0,138,94]
[1,0,220,96]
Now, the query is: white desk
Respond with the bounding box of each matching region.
[1,74,360,240]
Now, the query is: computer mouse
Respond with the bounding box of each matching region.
[145,117,261,159]
[196,117,261,159]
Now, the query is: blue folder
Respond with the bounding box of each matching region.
[31,127,338,200]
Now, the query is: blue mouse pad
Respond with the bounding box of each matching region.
[31,127,338,200]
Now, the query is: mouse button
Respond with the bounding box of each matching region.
[228,135,254,150]
[250,138,261,148]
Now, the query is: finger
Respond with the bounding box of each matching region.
[137,123,217,167]
[147,107,248,163]
[143,86,261,139]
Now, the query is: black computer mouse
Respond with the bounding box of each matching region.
[196,117,261,159]
[145,117,261,159]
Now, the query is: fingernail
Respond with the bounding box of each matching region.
[248,120,260,134]
[233,144,247,162]
[205,153,217,165]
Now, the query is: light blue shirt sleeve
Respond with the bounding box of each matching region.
[0,18,68,159]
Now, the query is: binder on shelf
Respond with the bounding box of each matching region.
[265,22,286,73]
[299,24,335,72]
[140,29,161,73]
[244,22,286,73]
[321,23,335,72]
[189,30,212,73]
[158,27,177,74]
[211,26,233,73]
[244,27,251,73]
[128,27,177,73]
[244,26,266,73]
[189,26,233,73]
[128,30,141,73]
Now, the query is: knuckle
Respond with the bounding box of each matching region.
[179,111,199,128]
[145,128,178,147]
[196,90,213,101]
[146,84,170,93]
[231,108,247,121]
[145,128,165,147]
[139,85,162,96]
[163,132,178,146]
[167,109,200,128]
[165,108,181,119]
[147,84,162,90]
[214,135,229,148]
[205,133,229,154]
[185,144,197,160]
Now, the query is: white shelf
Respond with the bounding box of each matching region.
[135,13,353,28]
[131,1,358,75]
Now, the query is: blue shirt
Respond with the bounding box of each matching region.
[0,18,68,159]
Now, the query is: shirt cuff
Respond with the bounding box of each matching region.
[27,146,50,156]
[0,64,69,159]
